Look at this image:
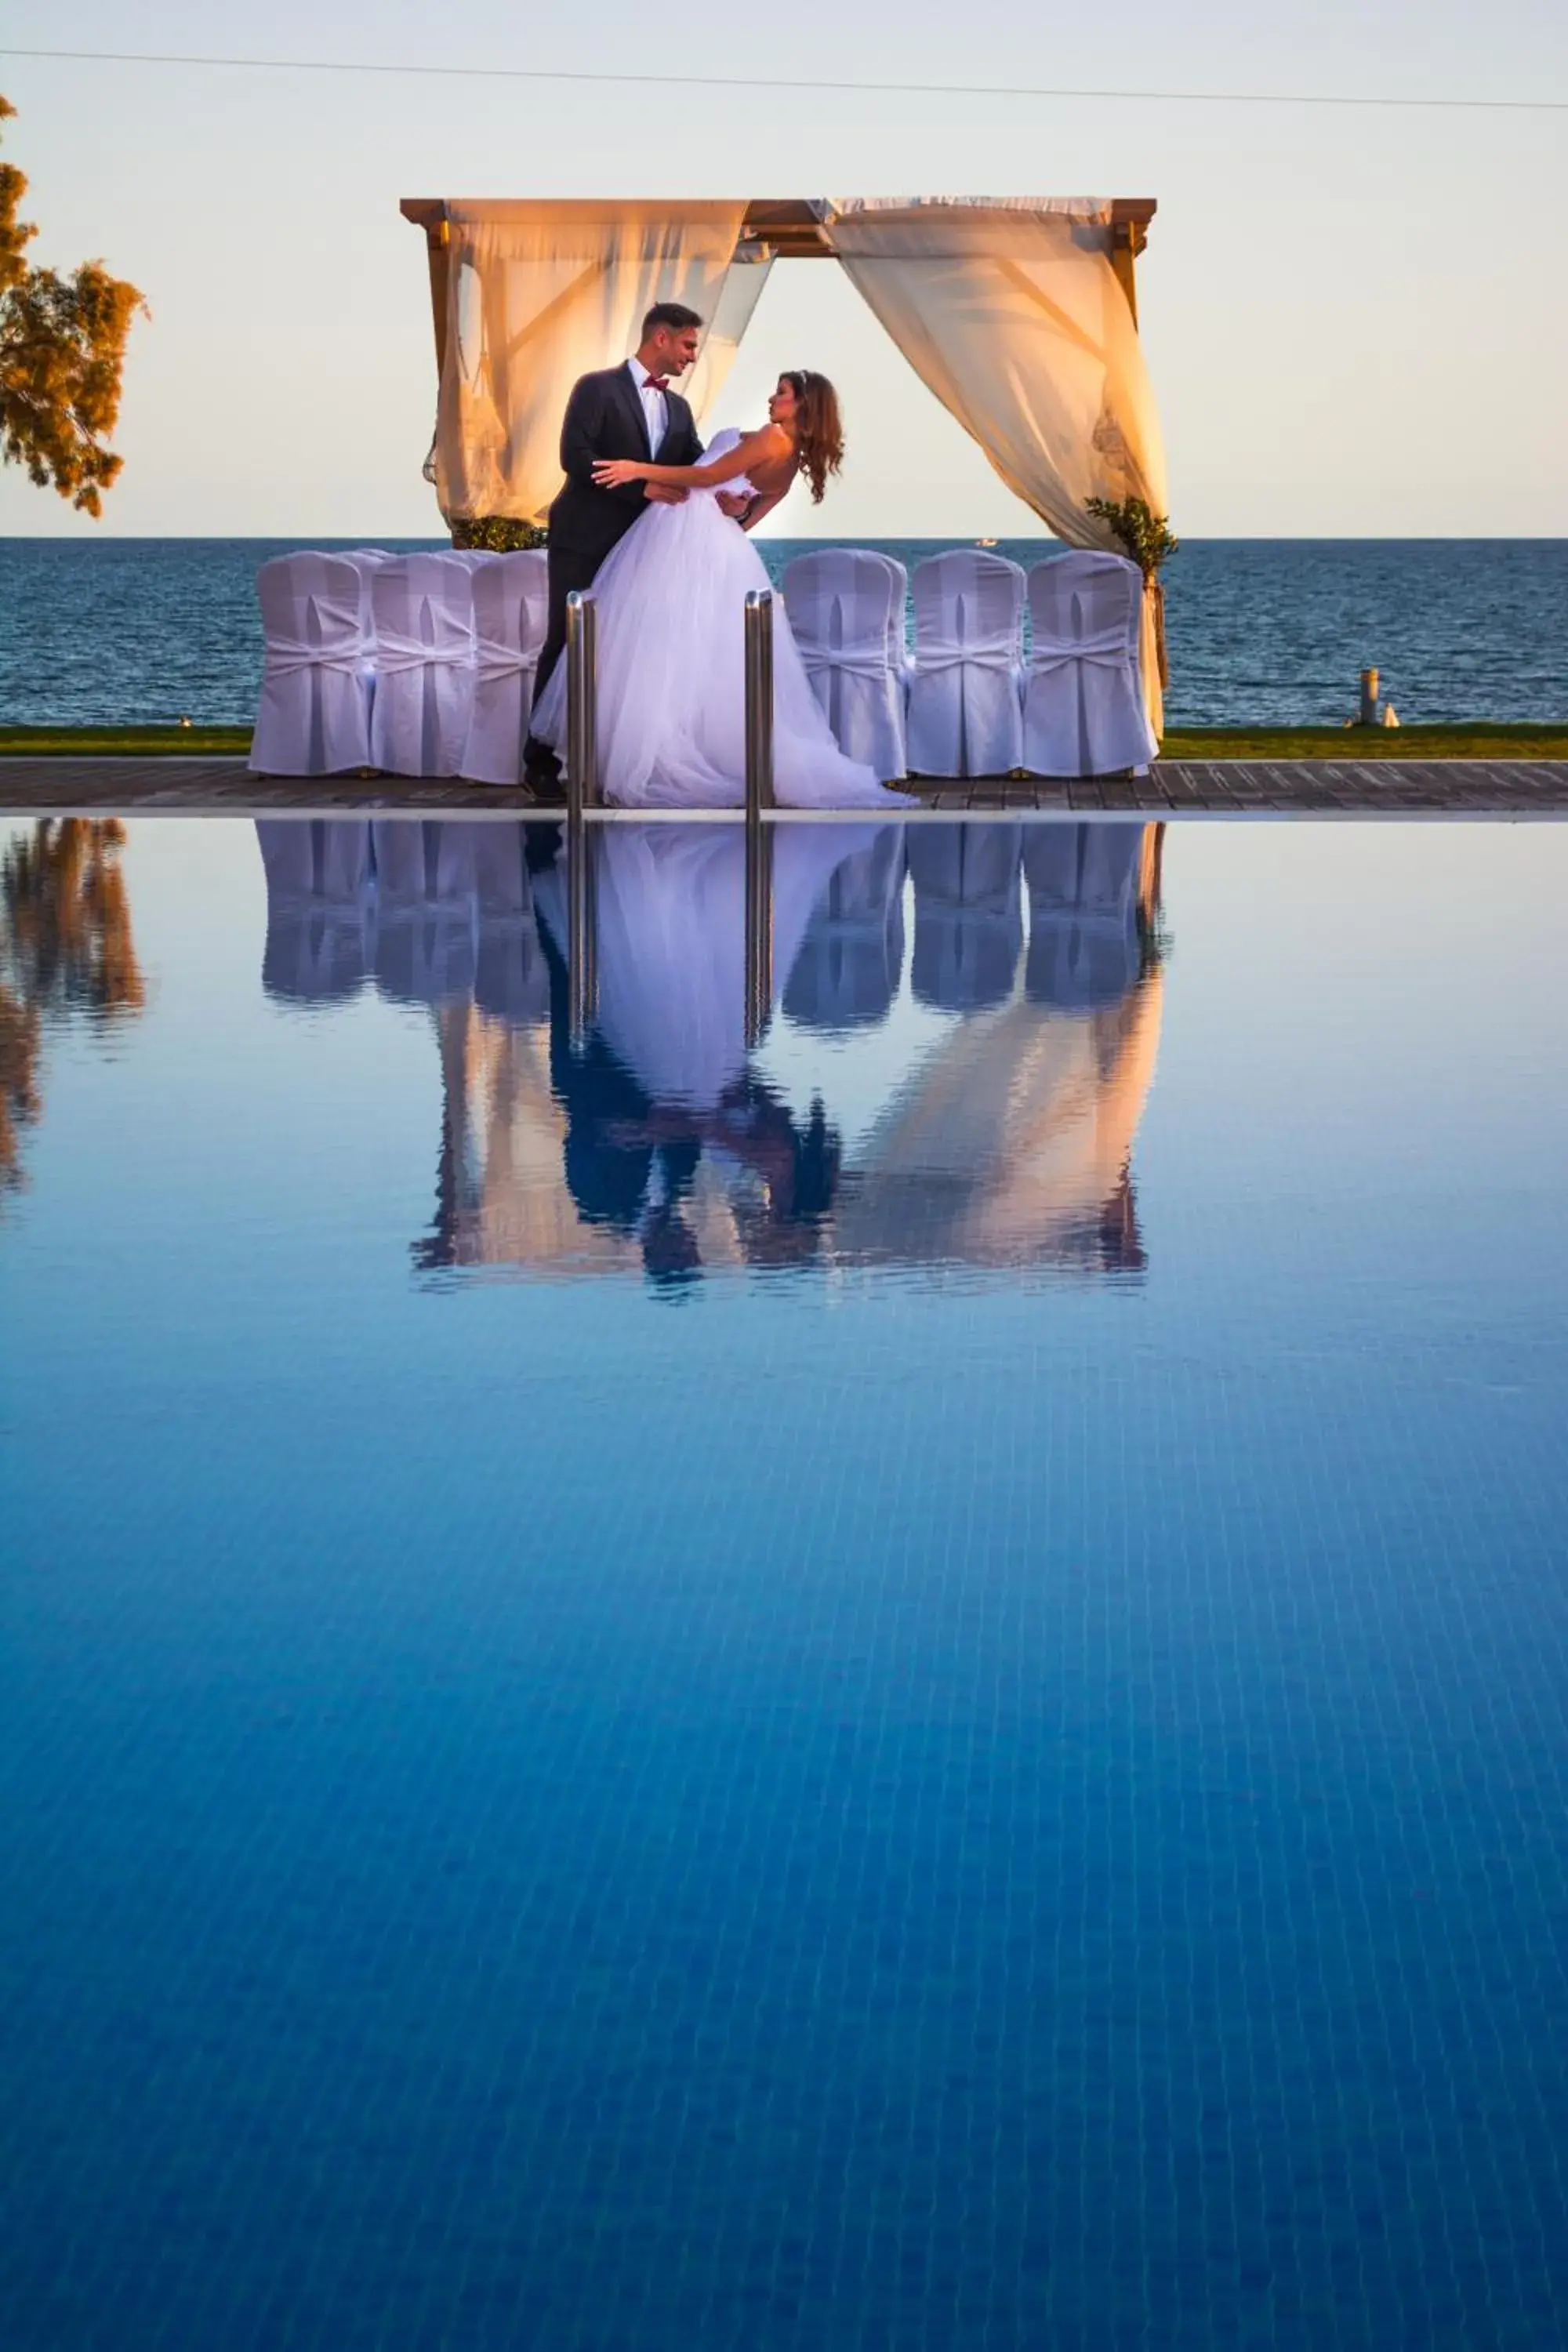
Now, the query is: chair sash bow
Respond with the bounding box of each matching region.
[1028,624,1134,676]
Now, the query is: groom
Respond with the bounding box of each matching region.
[526,300,707,776]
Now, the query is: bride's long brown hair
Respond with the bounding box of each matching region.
[780,370,844,504]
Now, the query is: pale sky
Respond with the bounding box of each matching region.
[2,0,1565,539]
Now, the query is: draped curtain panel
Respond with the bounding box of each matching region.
[822,199,1168,726]
[434,202,769,525]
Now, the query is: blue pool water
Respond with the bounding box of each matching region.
[2,537,1566,729]
[2,813,1567,2349]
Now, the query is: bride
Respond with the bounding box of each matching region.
[531,370,913,812]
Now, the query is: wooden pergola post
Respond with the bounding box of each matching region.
[401,201,452,377]
[1109,200,1156,327]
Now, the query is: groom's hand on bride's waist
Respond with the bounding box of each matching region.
[644,484,689,506]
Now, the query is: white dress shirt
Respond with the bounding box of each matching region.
[626,355,669,457]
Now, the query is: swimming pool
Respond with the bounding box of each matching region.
[3,814,1566,2348]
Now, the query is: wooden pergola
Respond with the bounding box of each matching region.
[400,196,1158,381]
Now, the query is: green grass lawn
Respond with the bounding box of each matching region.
[1,723,1565,762]
[1161,724,1568,760]
[0,725,253,756]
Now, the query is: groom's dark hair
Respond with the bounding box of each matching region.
[641,301,704,337]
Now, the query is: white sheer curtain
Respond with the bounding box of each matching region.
[822,199,1168,730]
[434,202,771,526]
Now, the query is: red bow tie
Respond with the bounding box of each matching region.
[642,374,670,392]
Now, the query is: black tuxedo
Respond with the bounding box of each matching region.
[533,365,704,710]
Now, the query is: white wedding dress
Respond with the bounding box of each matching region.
[533,430,914,811]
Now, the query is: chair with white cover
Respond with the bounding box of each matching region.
[251,554,374,775]
[368,554,476,778]
[860,551,913,689]
[782,550,907,781]
[460,552,549,785]
[1023,554,1157,778]
[906,550,1025,777]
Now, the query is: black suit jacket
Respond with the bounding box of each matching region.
[546,365,704,567]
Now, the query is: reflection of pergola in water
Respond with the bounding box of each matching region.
[432,823,1165,1281]
[255,818,1167,1283]
[398,195,1166,711]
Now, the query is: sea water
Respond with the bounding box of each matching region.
[2,537,1565,731]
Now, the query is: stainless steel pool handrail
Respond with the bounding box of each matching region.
[744,587,775,818]
[565,590,599,817]
[565,590,598,1043]
[743,590,775,1047]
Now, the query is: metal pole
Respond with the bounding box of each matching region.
[744,589,775,817]
[1359,666,1380,728]
[743,590,775,1048]
[565,591,598,1045]
[566,590,598,812]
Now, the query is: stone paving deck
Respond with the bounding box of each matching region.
[3,757,1568,817]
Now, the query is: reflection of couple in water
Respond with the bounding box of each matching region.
[531,821,881,1286]
[536,915,840,1288]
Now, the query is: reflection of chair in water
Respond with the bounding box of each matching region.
[371,820,480,1007]
[906,822,1023,1012]
[782,826,907,1033]
[1024,822,1152,1011]
[256,820,373,1003]
[471,823,550,1026]
[829,821,1166,1276]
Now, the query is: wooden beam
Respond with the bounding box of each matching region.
[401,196,1160,342]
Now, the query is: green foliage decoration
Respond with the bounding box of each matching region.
[1,96,144,515]
[1084,495,1178,579]
[450,516,548,553]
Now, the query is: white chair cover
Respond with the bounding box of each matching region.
[251,554,373,775]
[782,824,908,1030]
[782,550,907,782]
[368,554,476,778]
[857,550,913,684]
[906,822,1023,1012]
[1023,554,1157,779]
[906,550,1025,777]
[460,551,549,785]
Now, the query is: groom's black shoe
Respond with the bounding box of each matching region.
[522,735,564,800]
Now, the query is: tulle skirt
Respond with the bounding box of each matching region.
[534,433,913,811]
